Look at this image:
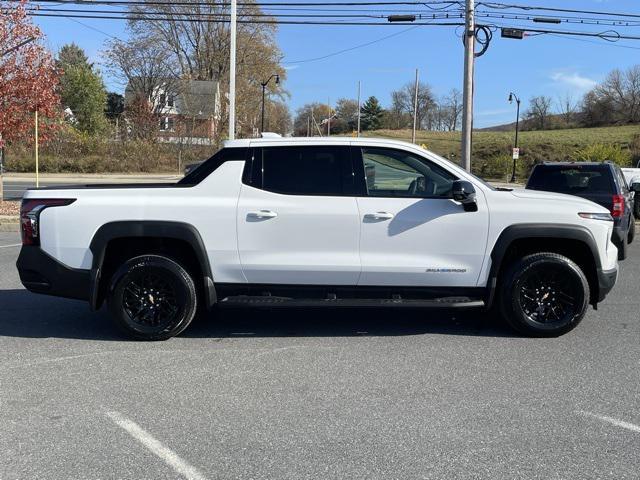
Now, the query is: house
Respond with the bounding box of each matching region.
[125,79,222,145]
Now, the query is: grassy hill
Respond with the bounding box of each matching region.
[364,125,640,180]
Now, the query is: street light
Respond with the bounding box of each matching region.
[508,92,521,183]
[261,74,280,134]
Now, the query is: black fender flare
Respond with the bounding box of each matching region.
[485,223,602,308]
[88,221,216,310]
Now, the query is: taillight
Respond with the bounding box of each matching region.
[21,199,75,246]
[611,194,625,218]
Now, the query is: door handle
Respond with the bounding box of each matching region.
[247,210,278,219]
[364,211,394,221]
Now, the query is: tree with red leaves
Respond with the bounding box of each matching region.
[0,1,61,149]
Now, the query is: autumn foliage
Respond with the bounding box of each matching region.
[0,1,61,147]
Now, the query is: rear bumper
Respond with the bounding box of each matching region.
[16,246,90,301]
[596,266,618,302]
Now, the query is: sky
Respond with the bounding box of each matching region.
[33,0,640,128]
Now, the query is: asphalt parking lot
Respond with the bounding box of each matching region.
[1,230,639,479]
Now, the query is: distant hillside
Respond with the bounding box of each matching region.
[365,124,640,180]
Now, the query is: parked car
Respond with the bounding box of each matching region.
[622,160,640,219]
[526,162,638,260]
[17,138,619,340]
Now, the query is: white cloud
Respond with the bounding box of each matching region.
[475,108,511,117]
[550,71,598,91]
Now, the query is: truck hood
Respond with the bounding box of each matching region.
[509,188,610,213]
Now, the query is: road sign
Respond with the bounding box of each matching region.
[512,147,520,160]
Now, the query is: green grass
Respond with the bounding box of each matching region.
[363,125,640,179]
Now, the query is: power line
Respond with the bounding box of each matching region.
[27,11,465,25]
[19,0,464,6]
[27,6,464,20]
[284,25,418,63]
[477,11,640,28]
[477,2,640,20]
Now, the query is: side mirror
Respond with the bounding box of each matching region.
[631,182,640,193]
[452,180,478,212]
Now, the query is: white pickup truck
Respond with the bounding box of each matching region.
[17,137,619,340]
[622,160,640,218]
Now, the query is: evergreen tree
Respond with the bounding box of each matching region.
[360,96,384,131]
[57,44,107,134]
[57,43,90,70]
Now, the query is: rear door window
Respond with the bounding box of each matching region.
[258,146,352,196]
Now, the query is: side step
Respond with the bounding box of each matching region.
[219,295,485,309]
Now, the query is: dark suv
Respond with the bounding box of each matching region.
[526,162,638,260]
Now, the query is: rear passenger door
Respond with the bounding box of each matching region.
[237,144,361,285]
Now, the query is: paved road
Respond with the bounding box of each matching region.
[2,180,69,200]
[1,232,639,479]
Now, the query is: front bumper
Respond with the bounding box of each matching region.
[596,266,618,303]
[16,246,90,301]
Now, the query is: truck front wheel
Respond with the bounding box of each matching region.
[107,255,198,341]
[500,253,590,337]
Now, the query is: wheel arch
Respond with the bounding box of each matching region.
[89,221,216,310]
[486,224,602,308]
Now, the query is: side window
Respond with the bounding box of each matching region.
[260,146,350,196]
[360,147,456,198]
[615,166,629,194]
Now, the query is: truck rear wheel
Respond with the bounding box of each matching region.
[107,255,198,341]
[500,252,589,337]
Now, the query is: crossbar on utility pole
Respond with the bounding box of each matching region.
[228,0,237,140]
[461,0,475,172]
[412,69,419,144]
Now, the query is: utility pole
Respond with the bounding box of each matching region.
[327,97,331,136]
[508,92,521,183]
[357,81,362,137]
[412,69,419,144]
[35,109,39,188]
[461,0,475,172]
[228,0,237,140]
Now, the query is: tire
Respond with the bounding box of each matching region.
[499,252,590,337]
[107,255,198,341]
[628,217,636,244]
[634,197,640,220]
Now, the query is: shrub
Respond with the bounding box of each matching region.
[4,125,215,173]
[572,143,632,167]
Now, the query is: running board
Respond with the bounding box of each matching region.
[219,295,485,309]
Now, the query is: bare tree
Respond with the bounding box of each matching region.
[592,65,640,124]
[390,81,436,130]
[556,93,578,127]
[125,0,286,138]
[442,88,463,131]
[525,95,553,130]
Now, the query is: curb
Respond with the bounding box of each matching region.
[0,215,19,233]
[0,223,19,232]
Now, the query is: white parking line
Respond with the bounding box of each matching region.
[0,244,21,249]
[578,410,640,434]
[105,410,209,480]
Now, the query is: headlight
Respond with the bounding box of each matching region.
[579,212,614,221]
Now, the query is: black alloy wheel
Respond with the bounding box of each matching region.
[517,263,581,326]
[108,255,198,341]
[500,252,589,337]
